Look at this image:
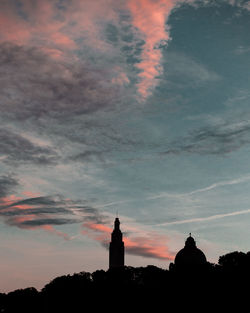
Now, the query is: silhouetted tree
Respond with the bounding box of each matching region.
[41,271,92,312]
[0,292,6,312]
[5,287,40,313]
[2,252,250,313]
[219,251,247,270]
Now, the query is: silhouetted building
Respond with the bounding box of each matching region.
[174,234,207,267]
[109,218,124,269]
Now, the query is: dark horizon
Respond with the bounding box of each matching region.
[1,221,250,312]
[1,249,250,313]
[0,226,248,294]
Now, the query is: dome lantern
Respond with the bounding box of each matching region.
[185,233,196,248]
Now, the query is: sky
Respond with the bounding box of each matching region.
[1,0,250,292]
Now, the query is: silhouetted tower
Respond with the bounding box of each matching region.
[109,218,124,269]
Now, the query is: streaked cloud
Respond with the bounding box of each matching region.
[0,128,58,165]
[0,195,108,240]
[156,208,250,226]
[163,52,221,88]
[149,173,250,200]
[0,175,18,198]
[128,0,175,99]
[0,42,123,121]
[163,120,250,155]
[82,221,174,260]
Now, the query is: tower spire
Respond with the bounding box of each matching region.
[109,217,124,269]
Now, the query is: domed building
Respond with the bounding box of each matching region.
[172,234,207,269]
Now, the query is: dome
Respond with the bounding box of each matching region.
[174,234,207,266]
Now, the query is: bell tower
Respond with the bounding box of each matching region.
[109,218,124,269]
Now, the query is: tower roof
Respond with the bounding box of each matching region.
[114,217,120,229]
[109,217,124,269]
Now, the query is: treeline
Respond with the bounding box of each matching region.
[1,251,250,313]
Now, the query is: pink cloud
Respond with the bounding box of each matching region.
[22,191,40,198]
[50,33,77,49]
[0,0,193,100]
[82,221,174,261]
[127,0,175,99]
[10,214,70,240]
[0,194,70,240]
[42,225,70,240]
[124,235,174,260]
[112,70,130,86]
[0,0,122,63]
[1,195,27,207]
[82,223,112,245]
[20,0,55,24]
[0,1,74,55]
[0,13,30,44]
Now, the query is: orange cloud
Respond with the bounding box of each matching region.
[42,225,70,240]
[11,215,34,225]
[127,0,175,99]
[82,222,112,244]
[0,195,31,209]
[0,194,70,240]
[22,191,40,198]
[123,235,174,260]
[0,3,30,44]
[0,0,180,99]
[11,216,70,240]
[82,221,174,261]
[0,195,33,211]
[0,0,75,58]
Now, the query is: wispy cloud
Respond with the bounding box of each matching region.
[0,194,108,240]
[162,120,250,155]
[163,52,221,88]
[0,174,18,198]
[0,0,230,103]
[0,0,119,53]
[228,0,250,11]
[0,128,58,166]
[0,42,123,121]
[0,0,231,171]
[234,45,250,55]
[128,0,175,99]
[156,208,250,226]
[187,175,250,195]
[82,221,174,260]
[148,173,250,200]
[64,117,250,167]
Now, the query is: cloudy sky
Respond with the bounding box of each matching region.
[1,0,250,292]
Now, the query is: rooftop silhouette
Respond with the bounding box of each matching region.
[174,233,207,267]
[109,217,124,269]
[1,218,250,313]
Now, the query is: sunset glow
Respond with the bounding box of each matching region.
[0,0,250,292]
